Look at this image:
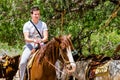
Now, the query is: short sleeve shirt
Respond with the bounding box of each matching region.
[23,20,48,39]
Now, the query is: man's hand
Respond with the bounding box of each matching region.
[33,38,42,43]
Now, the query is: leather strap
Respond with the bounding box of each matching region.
[30,20,43,39]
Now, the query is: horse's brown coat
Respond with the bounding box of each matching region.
[28,35,75,80]
[0,54,20,80]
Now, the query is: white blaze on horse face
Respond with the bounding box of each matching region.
[66,46,76,68]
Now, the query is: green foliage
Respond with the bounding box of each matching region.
[90,28,119,56]
[0,42,22,56]
[0,0,120,57]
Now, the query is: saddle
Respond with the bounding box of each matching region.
[27,43,41,68]
[87,57,110,80]
[27,50,39,69]
[88,60,110,79]
[0,55,10,77]
[24,50,39,80]
[95,61,110,76]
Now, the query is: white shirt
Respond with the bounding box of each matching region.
[23,20,48,39]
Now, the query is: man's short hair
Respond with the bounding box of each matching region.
[30,6,40,14]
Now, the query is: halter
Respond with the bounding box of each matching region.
[45,58,65,75]
[45,46,77,75]
[59,48,70,64]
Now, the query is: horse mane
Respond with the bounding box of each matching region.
[37,38,60,64]
[36,35,74,65]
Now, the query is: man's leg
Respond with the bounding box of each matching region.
[0,56,2,61]
[19,47,31,80]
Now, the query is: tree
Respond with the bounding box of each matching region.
[0,0,120,56]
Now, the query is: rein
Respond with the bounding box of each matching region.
[44,47,76,74]
[44,57,65,75]
[44,48,70,75]
[59,47,77,65]
[59,48,70,64]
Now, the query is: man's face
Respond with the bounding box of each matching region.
[31,10,40,22]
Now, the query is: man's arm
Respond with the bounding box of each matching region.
[24,32,34,42]
[41,30,48,43]
[24,30,48,43]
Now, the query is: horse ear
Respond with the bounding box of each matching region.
[67,34,71,39]
[54,37,61,43]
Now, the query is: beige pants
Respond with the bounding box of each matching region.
[0,56,2,60]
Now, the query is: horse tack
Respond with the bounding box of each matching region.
[3,56,11,67]
[44,56,65,75]
[95,61,110,77]
[44,46,75,74]
[27,50,40,69]
[0,55,11,77]
[0,54,20,80]
[59,47,71,64]
[87,60,110,79]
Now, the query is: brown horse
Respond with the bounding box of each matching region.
[27,35,76,80]
[0,54,20,80]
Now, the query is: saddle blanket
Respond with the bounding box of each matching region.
[95,61,110,76]
[27,50,39,68]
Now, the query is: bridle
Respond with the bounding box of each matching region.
[45,46,77,74]
[0,56,12,77]
[59,48,70,64]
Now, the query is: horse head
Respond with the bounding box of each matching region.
[54,34,76,73]
[2,55,12,67]
[29,35,76,80]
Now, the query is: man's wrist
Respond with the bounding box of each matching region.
[33,39,36,43]
[40,39,42,42]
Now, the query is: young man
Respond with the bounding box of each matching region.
[19,6,48,80]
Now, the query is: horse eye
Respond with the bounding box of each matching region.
[63,48,67,51]
[62,48,67,53]
[60,43,66,50]
[60,46,66,52]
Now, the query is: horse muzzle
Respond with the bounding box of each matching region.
[65,63,76,74]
